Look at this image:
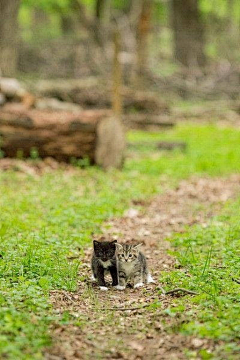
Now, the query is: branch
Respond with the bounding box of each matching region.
[98,304,150,311]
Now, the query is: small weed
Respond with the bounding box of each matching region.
[30,147,40,160]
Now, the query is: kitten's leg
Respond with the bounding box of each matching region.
[96,264,108,291]
[146,272,155,284]
[134,271,144,289]
[91,274,97,282]
[91,258,98,282]
[109,265,118,287]
[114,271,126,290]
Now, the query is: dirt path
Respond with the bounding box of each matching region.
[45,175,240,360]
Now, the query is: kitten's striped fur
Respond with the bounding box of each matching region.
[115,243,154,290]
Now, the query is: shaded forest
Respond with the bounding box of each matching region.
[1,0,240,98]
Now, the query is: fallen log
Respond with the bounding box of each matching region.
[34,79,170,114]
[0,104,125,169]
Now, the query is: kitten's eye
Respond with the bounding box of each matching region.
[129,254,132,258]
[121,254,124,258]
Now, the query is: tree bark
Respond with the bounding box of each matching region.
[112,30,122,117]
[96,0,105,20]
[136,0,153,87]
[72,0,104,46]
[61,14,75,34]
[0,106,125,169]
[0,0,21,76]
[171,0,206,68]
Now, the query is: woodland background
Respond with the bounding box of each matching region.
[1,0,240,98]
[1,2,240,360]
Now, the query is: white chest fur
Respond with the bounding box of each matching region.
[99,259,112,268]
[120,261,134,277]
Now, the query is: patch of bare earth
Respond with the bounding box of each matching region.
[45,175,240,360]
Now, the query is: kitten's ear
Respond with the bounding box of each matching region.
[93,240,99,247]
[134,243,142,251]
[115,243,123,252]
[111,240,118,244]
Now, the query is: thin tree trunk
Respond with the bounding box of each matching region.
[95,0,112,44]
[96,0,105,20]
[136,0,153,87]
[61,14,75,34]
[102,0,111,28]
[130,0,142,28]
[0,0,21,76]
[72,0,103,46]
[171,0,206,68]
[112,29,122,117]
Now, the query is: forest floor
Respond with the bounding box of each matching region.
[1,123,240,360]
[46,176,240,360]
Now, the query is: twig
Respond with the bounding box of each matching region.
[165,288,199,296]
[99,304,150,311]
[63,293,73,301]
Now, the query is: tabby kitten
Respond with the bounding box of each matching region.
[91,240,118,291]
[115,243,154,290]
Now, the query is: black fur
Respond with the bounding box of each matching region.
[91,240,118,287]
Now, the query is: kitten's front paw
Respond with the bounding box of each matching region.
[91,275,97,282]
[114,285,126,290]
[99,286,108,291]
[134,282,144,289]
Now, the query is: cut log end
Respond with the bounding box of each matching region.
[95,116,125,170]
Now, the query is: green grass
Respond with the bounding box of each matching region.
[1,123,240,358]
[161,199,240,359]
[127,124,240,179]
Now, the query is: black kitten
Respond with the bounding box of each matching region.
[91,240,118,291]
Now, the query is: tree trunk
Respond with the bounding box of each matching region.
[112,30,122,117]
[0,0,21,76]
[95,0,111,45]
[95,0,105,20]
[171,0,206,68]
[136,0,153,87]
[0,106,125,169]
[61,15,75,34]
[72,0,103,46]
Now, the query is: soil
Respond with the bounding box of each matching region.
[45,175,240,360]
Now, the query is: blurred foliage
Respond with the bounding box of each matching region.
[200,0,240,23]
[19,0,240,22]
[18,0,240,63]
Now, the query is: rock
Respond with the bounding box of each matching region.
[0,78,23,97]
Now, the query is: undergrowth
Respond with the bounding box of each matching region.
[161,198,240,359]
[1,123,240,358]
